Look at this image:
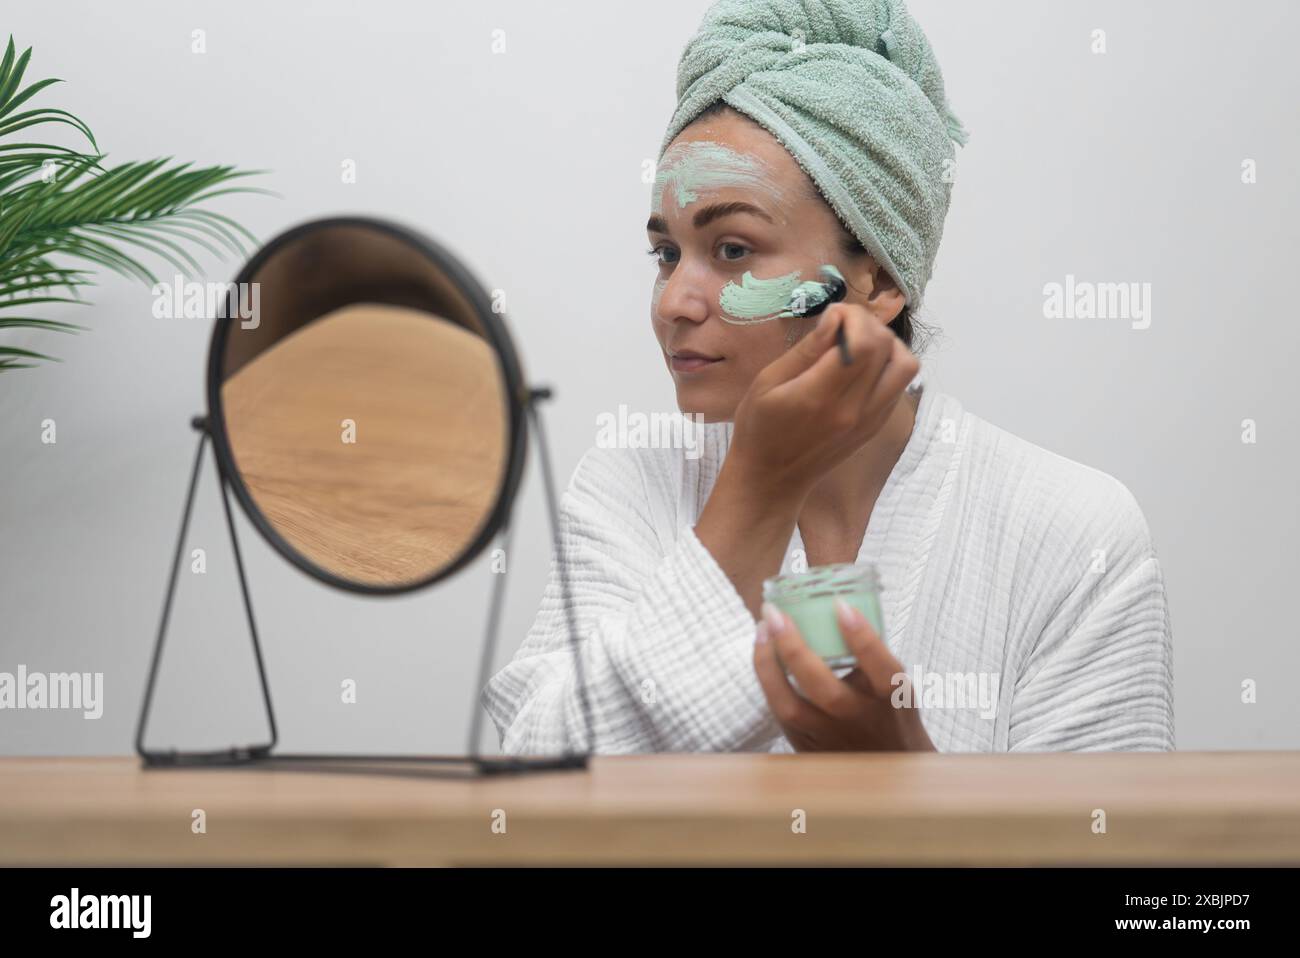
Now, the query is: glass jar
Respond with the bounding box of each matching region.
[762,563,884,670]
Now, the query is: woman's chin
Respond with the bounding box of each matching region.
[674,390,735,424]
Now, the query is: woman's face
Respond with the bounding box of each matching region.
[648,107,888,422]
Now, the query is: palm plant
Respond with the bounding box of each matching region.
[0,35,270,370]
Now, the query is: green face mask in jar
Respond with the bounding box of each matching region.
[762,563,884,670]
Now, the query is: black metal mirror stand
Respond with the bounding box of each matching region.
[134,387,594,778]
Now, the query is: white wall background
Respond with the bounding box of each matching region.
[2,0,1296,756]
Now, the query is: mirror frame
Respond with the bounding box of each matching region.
[205,215,529,596]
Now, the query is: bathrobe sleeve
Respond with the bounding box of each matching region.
[1007,482,1175,752]
[481,445,779,755]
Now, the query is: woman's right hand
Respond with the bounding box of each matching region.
[727,303,920,506]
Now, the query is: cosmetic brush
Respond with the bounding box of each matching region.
[786,265,851,364]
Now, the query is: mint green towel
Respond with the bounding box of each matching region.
[659,0,969,311]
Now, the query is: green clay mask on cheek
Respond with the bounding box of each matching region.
[651,278,667,315]
[718,269,803,324]
[719,263,844,325]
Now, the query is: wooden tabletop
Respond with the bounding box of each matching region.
[2,753,1298,866]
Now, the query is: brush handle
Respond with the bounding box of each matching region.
[798,277,851,365]
[834,323,852,366]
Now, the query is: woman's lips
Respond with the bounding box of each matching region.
[670,353,722,371]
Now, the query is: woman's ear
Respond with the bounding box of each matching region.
[844,256,906,325]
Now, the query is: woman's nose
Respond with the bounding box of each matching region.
[654,272,712,325]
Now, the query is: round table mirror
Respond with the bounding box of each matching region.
[205,218,527,594]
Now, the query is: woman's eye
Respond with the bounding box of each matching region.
[719,242,749,261]
[647,245,679,266]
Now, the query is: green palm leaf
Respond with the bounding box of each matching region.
[0,35,273,370]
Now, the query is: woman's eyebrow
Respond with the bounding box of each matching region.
[646,201,776,236]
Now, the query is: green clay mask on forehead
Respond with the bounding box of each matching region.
[652,141,785,214]
[719,264,844,325]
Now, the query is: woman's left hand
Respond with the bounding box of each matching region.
[753,599,937,751]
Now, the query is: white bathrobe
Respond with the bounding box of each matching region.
[482,376,1175,754]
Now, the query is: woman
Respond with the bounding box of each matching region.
[483,0,1174,754]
